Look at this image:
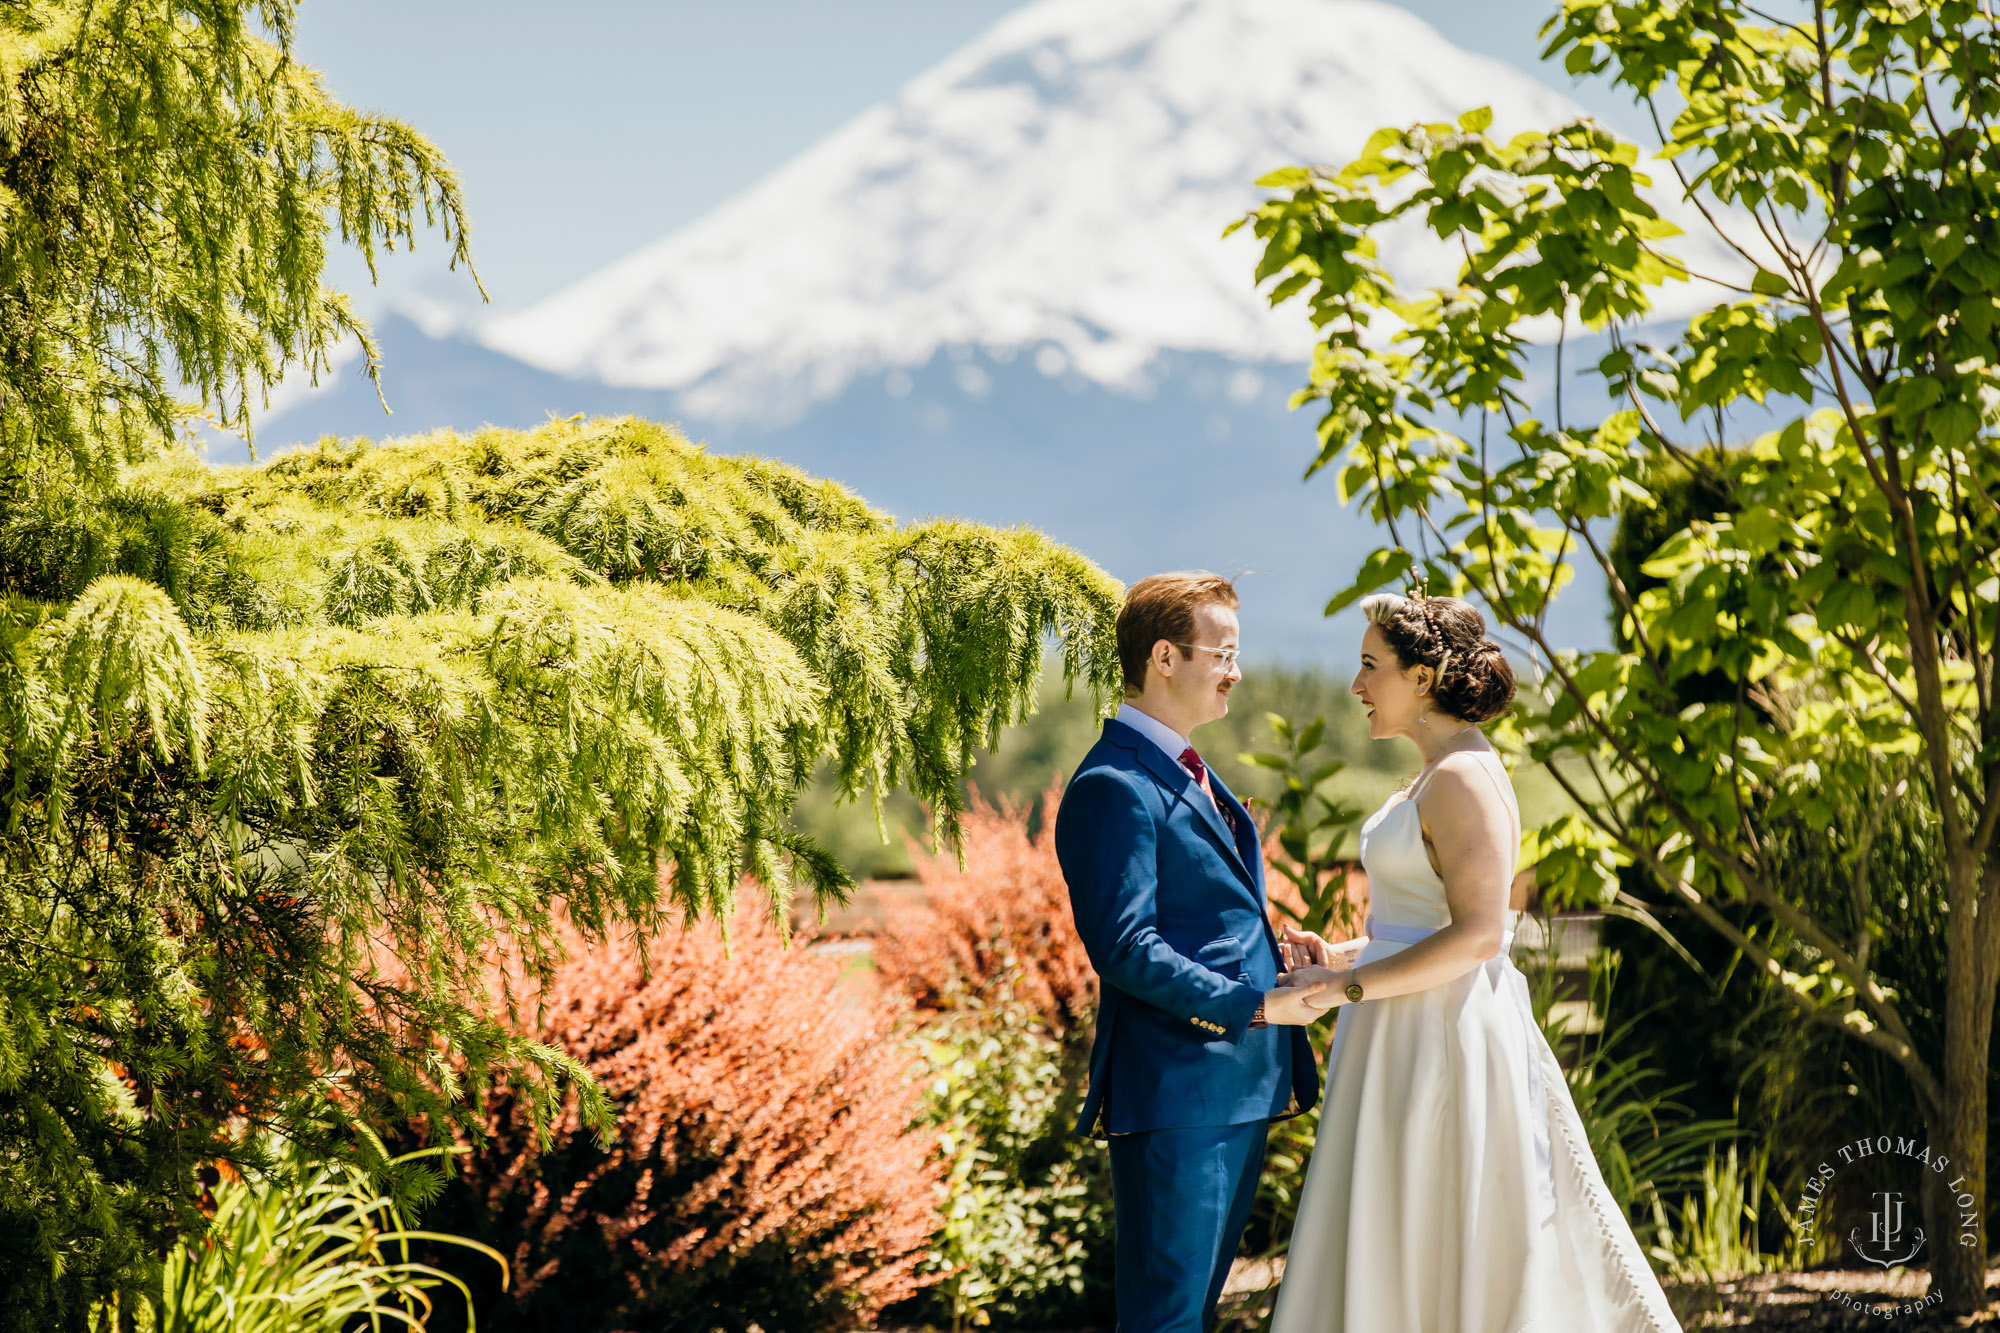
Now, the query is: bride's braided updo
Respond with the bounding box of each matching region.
[1357,591,1515,724]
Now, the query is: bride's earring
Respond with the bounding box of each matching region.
[1416,682,1430,726]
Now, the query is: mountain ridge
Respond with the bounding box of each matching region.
[470,0,1603,424]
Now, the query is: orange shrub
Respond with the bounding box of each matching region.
[872,779,1096,1035]
[425,895,945,1333]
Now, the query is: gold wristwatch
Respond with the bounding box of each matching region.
[1344,975,1365,1004]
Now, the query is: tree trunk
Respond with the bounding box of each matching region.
[1923,1100,1987,1313]
[1927,876,1997,1315]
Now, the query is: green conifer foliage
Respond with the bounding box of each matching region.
[0,0,474,478]
[0,415,1121,1327]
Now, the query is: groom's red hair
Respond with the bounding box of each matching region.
[1116,570,1239,695]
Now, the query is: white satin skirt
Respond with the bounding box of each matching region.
[1268,918,1684,1333]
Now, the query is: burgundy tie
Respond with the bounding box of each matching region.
[1178,746,1207,786]
[1179,747,1238,836]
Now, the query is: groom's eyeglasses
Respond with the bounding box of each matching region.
[1173,643,1240,670]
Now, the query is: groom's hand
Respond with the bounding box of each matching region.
[1262,980,1334,1026]
[1281,925,1333,968]
[1282,926,1366,972]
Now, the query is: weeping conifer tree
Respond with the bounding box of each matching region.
[0,2,1124,1324]
[0,417,1122,1325]
[0,0,473,482]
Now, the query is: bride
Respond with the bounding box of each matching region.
[1270,591,1682,1333]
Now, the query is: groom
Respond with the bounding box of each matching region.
[1055,571,1326,1333]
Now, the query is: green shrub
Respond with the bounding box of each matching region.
[1601,466,1990,1266]
[154,1142,503,1333]
[1647,1142,1813,1285]
[912,986,1113,1330]
[872,786,1115,1329]
[1540,953,1736,1228]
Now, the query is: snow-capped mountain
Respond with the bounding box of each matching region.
[259,0,1725,655]
[474,0,1603,425]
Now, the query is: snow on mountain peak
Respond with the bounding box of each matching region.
[476,0,1610,423]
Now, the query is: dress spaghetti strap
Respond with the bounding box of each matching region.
[1410,746,1521,874]
[1468,748,1522,868]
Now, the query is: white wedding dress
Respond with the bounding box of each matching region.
[1269,748,1682,1333]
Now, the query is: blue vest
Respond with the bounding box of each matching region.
[1054,718,1320,1136]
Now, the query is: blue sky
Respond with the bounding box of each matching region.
[295,0,1643,315]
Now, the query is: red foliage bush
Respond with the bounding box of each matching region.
[871,778,1096,1036]
[426,894,946,1333]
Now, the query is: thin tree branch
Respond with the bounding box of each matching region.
[1640,854,1942,1119]
[1729,671,1768,878]
[1638,242,1768,297]
[1644,94,1770,274]
[1569,512,1670,690]
[1739,1,1818,40]
[1849,765,1900,973]
[1539,747,1633,850]
[1581,748,1633,837]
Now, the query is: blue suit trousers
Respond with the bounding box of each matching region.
[1108,1119,1268,1333]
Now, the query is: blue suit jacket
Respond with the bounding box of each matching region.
[1055,717,1320,1138]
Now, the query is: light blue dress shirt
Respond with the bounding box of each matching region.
[1115,702,1192,768]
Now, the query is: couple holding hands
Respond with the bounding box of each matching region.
[1052,572,1683,1333]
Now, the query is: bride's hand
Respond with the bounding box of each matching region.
[1279,965,1342,1000]
[1328,937,1368,972]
